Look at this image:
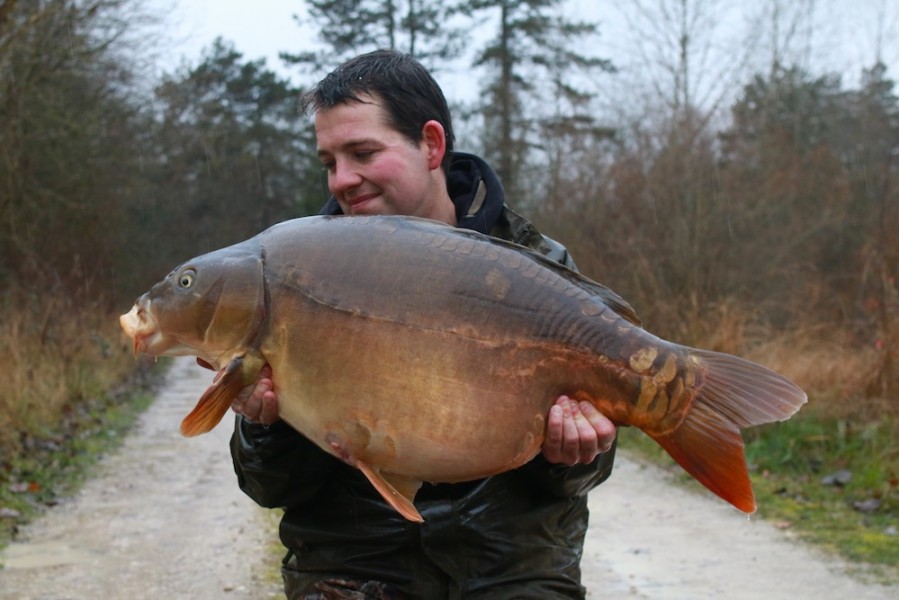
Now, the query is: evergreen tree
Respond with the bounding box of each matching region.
[145,39,320,279]
[464,0,614,205]
[283,0,463,71]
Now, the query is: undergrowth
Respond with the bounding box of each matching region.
[0,290,166,548]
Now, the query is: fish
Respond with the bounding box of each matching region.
[119,215,806,522]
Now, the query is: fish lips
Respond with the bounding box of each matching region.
[120,302,162,356]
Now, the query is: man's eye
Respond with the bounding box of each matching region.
[355,150,375,160]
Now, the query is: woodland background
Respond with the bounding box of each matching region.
[0,0,897,566]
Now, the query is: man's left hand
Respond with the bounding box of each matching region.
[542,396,616,465]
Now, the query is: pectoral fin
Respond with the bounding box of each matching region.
[356,461,424,523]
[180,353,263,437]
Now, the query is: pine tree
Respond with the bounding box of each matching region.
[463,0,614,205]
[282,0,463,72]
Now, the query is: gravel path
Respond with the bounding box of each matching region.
[582,456,896,599]
[1,356,895,599]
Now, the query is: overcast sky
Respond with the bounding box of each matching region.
[155,0,304,76]
[152,0,899,110]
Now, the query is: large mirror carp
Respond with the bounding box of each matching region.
[120,215,806,522]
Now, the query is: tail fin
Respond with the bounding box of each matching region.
[649,349,807,513]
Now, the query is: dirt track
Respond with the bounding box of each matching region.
[1,357,895,599]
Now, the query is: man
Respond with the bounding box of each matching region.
[231,49,617,599]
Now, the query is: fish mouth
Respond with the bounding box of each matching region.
[119,303,161,355]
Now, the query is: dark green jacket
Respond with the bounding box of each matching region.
[231,153,616,599]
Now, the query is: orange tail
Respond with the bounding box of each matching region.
[648,348,807,513]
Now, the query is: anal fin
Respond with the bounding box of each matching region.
[356,461,424,523]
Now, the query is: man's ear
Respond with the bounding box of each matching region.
[421,120,446,171]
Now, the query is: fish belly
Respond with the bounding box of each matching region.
[267,311,571,482]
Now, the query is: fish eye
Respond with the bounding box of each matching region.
[177,269,196,289]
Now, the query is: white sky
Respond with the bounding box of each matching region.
[155,0,306,78]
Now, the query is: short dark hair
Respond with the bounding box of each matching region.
[301,49,455,173]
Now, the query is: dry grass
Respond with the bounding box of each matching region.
[0,290,136,460]
[667,296,894,421]
[746,326,885,413]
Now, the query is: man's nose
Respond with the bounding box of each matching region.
[329,159,363,194]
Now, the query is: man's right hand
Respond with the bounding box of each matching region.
[232,364,280,425]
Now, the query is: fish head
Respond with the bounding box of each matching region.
[119,243,266,367]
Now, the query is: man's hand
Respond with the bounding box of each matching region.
[231,364,280,425]
[542,396,616,465]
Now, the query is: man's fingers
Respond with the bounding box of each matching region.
[232,376,273,422]
[571,401,600,464]
[559,399,582,465]
[258,391,279,425]
[542,399,569,464]
[543,396,615,466]
[579,401,616,454]
[545,403,565,447]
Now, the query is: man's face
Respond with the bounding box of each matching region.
[315,94,445,219]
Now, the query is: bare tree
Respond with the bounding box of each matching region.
[612,0,754,128]
[0,0,155,293]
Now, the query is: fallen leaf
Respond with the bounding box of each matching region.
[852,498,881,514]
[9,481,29,493]
[0,507,22,518]
[820,470,852,487]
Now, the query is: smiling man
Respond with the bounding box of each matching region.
[230,49,618,600]
[314,93,456,223]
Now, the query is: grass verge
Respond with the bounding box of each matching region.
[0,288,170,549]
[0,358,167,549]
[746,410,898,582]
